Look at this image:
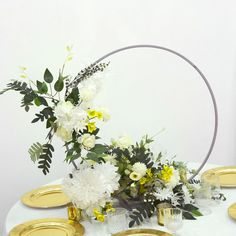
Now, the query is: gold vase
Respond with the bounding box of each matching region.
[156,203,172,226]
[67,203,82,222]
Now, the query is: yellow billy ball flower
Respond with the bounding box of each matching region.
[87,122,97,133]
[93,208,105,222]
[160,165,174,182]
[129,171,142,181]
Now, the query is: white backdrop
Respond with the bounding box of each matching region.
[1,0,236,232]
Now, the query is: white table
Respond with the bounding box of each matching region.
[4,163,236,236]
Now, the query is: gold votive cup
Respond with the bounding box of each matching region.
[67,203,82,222]
[156,203,172,226]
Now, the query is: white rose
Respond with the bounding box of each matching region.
[80,134,96,150]
[56,126,72,142]
[132,162,147,177]
[112,135,133,149]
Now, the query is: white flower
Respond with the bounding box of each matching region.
[129,172,142,181]
[54,101,75,131]
[103,154,117,164]
[80,85,97,102]
[56,126,72,142]
[112,135,133,149]
[54,101,88,136]
[63,162,120,213]
[79,134,96,150]
[154,187,180,206]
[154,187,173,201]
[182,185,194,204]
[132,162,147,177]
[99,107,111,122]
[70,107,87,132]
[167,169,180,189]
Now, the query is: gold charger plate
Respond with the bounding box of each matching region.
[21,185,70,208]
[228,203,236,221]
[9,218,84,236]
[113,229,172,236]
[201,166,236,188]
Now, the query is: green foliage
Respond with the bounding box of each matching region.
[44,68,53,83]
[38,144,54,175]
[0,80,37,112]
[65,87,80,105]
[34,96,48,106]
[37,81,48,94]
[28,142,43,163]
[129,202,155,227]
[65,142,81,163]
[90,144,108,154]
[130,145,154,168]
[32,107,54,123]
[54,74,64,92]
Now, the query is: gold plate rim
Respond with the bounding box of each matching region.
[228,203,236,221]
[201,166,236,188]
[112,228,172,236]
[9,218,84,236]
[21,185,70,208]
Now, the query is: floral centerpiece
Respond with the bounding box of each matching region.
[0,48,225,227]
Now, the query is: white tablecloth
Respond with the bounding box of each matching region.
[4,163,236,236]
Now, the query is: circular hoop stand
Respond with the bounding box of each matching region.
[93,44,218,180]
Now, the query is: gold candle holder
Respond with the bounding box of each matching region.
[67,203,82,222]
[156,203,172,226]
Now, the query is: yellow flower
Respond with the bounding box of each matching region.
[160,165,173,182]
[105,203,116,213]
[88,110,97,118]
[146,169,153,178]
[96,111,103,120]
[140,177,148,185]
[88,110,103,120]
[129,171,142,181]
[93,208,105,222]
[87,122,96,133]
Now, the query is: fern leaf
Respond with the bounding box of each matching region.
[37,143,54,175]
[28,142,43,163]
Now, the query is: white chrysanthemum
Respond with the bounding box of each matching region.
[132,162,147,177]
[70,107,87,132]
[154,187,180,206]
[167,169,180,189]
[54,101,75,131]
[182,185,194,204]
[112,135,133,149]
[63,163,120,212]
[154,187,173,201]
[54,101,88,139]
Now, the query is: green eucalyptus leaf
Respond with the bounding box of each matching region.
[34,97,41,106]
[54,75,64,92]
[44,68,53,83]
[37,81,48,94]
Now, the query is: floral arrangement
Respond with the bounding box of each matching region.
[0,48,225,227]
[63,134,205,227]
[0,47,110,174]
